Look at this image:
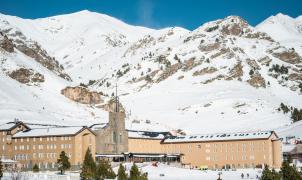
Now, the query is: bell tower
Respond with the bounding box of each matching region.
[95,84,128,154]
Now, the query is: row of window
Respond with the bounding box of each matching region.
[164,142,267,153]
[205,154,270,161]
[14,152,72,160]
[13,144,72,151]
[13,136,72,143]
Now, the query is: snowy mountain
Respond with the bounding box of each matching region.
[256,13,302,54]
[0,10,302,134]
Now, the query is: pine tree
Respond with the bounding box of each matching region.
[95,159,116,180]
[80,148,96,180]
[32,164,39,173]
[57,151,71,175]
[261,165,273,180]
[291,108,302,122]
[280,161,302,180]
[0,160,3,180]
[117,164,127,180]
[129,163,148,180]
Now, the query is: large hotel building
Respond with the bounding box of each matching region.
[127,130,282,169]
[0,109,283,170]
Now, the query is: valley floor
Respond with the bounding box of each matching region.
[2,163,263,180]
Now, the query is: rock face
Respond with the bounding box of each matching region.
[273,49,301,64]
[247,74,266,88]
[193,67,217,76]
[8,68,44,84]
[61,86,103,104]
[0,32,14,53]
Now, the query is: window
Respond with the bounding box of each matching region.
[40,137,42,141]
[113,132,117,143]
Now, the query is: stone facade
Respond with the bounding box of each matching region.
[94,111,128,154]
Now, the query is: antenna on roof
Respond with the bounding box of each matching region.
[115,83,119,112]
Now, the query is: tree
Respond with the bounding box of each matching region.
[291,108,302,122]
[0,160,3,180]
[80,148,96,180]
[32,164,39,173]
[57,151,71,175]
[117,164,127,180]
[299,83,302,93]
[280,161,302,180]
[261,165,273,180]
[129,163,148,180]
[95,159,116,180]
[249,69,254,76]
[261,165,280,180]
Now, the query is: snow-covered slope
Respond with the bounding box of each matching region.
[0,11,301,134]
[256,13,302,54]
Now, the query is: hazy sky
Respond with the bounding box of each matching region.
[0,0,301,30]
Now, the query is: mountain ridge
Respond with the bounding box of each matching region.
[0,11,302,135]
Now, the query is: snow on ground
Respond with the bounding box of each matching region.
[2,164,263,180]
[141,164,262,180]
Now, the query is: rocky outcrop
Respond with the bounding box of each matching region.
[61,86,103,104]
[258,56,272,66]
[0,32,14,53]
[226,62,243,80]
[247,74,266,88]
[198,42,220,52]
[246,59,260,70]
[8,68,44,84]
[193,67,217,76]
[273,49,301,64]
[1,29,71,81]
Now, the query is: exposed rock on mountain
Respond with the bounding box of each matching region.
[61,86,103,104]
[0,11,301,133]
[8,68,44,84]
[0,32,14,52]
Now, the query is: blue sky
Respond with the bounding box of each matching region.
[0,0,301,30]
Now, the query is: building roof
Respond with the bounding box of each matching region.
[163,131,275,143]
[288,144,302,155]
[0,121,30,131]
[128,130,166,140]
[90,123,108,131]
[13,126,95,138]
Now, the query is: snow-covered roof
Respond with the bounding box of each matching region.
[90,123,108,131]
[0,123,16,130]
[0,121,28,131]
[128,131,166,140]
[163,131,275,143]
[282,144,296,153]
[13,126,92,138]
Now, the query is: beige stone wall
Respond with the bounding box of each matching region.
[127,134,282,169]
[95,111,128,154]
[161,136,282,169]
[128,138,162,153]
[74,129,96,165]
[0,126,96,170]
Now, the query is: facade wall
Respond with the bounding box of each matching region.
[127,135,282,169]
[74,129,96,166]
[161,136,282,169]
[128,138,162,153]
[95,111,128,154]
[0,125,96,170]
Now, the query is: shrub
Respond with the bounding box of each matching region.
[33,163,39,172]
